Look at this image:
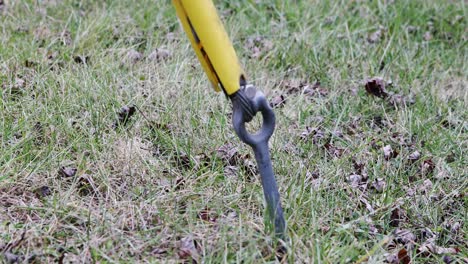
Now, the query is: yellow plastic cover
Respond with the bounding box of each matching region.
[172,0,245,96]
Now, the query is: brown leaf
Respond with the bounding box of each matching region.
[448,221,461,234]
[123,49,143,64]
[245,36,273,58]
[73,55,90,64]
[34,186,52,198]
[77,174,96,196]
[324,143,345,158]
[198,207,217,223]
[33,26,51,40]
[306,170,320,181]
[442,255,453,264]
[397,248,411,264]
[394,229,416,247]
[418,239,460,255]
[406,25,418,34]
[390,208,405,227]
[281,78,303,94]
[371,178,386,193]
[148,48,171,62]
[385,253,399,264]
[300,127,325,144]
[178,236,199,261]
[174,177,185,191]
[175,152,192,170]
[383,145,398,160]
[423,31,432,41]
[216,143,241,166]
[420,159,435,175]
[194,153,211,168]
[388,94,415,106]
[418,179,433,193]
[365,77,389,98]
[60,30,72,46]
[360,196,375,213]
[58,166,77,178]
[115,105,136,127]
[14,78,26,89]
[270,95,286,108]
[368,28,384,43]
[352,159,366,175]
[347,174,364,187]
[223,165,238,178]
[150,247,168,256]
[408,151,421,162]
[3,252,24,264]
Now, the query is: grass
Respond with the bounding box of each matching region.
[0,0,466,263]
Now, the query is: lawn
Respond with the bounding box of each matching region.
[0,0,466,263]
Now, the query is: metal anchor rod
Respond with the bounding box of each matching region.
[232,86,286,239]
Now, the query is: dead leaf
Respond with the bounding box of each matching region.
[60,30,72,46]
[383,145,398,160]
[365,77,389,98]
[406,25,418,34]
[360,196,375,213]
[150,246,168,256]
[442,255,453,264]
[58,166,77,178]
[385,253,399,264]
[448,221,461,234]
[223,165,238,178]
[397,248,411,264]
[245,36,273,58]
[77,174,96,196]
[420,159,435,175]
[194,153,211,168]
[388,93,415,106]
[178,236,199,261]
[423,31,432,41]
[123,49,142,64]
[115,105,136,127]
[174,177,185,191]
[371,178,386,193]
[352,159,366,175]
[324,143,345,158]
[73,55,90,64]
[148,48,171,62]
[419,179,433,193]
[300,127,325,144]
[390,208,405,227]
[14,78,25,89]
[34,26,51,40]
[306,170,320,181]
[3,252,23,264]
[242,158,258,177]
[216,143,241,166]
[198,207,217,223]
[347,174,364,187]
[270,95,286,108]
[394,229,416,248]
[280,78,303,94]
[408,151,421,162]
[34,186,51,198]
[418,238,460,255]
[368,27,384,43]
[175,152,192,170]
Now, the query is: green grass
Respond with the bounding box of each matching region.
[0,0,466,263]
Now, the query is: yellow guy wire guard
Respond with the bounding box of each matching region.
[172,0,245,96]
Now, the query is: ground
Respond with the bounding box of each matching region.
[0,0,466,263]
